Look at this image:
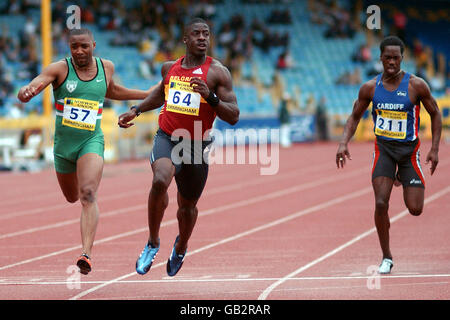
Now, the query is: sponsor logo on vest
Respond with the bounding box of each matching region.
[397,90,406,96]
[376,103,404,110]
[66,80,78,93]
[192,68,203,75]
[169,75,192,82]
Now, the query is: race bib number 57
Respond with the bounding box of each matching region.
[375,109,407,139]
[62,97,99,131]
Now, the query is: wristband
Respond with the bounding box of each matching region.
[130,105,141,117]
[206,91,219,107]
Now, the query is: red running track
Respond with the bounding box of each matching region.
[0,140,449,300]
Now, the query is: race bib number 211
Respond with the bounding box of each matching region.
[374,109,407,139]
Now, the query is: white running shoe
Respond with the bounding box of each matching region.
[378,258,394,274]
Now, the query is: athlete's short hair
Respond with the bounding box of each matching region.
[184,18,210,34]
[380,36,405,55]
[68,28,93,40]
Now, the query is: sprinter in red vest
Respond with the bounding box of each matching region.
[118,18,239,276]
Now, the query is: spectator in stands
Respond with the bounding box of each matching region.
[267,9,292,24]
[0,25,19,61]
[139,57,155,80]
[23,16,36,38]
[352,44,371,63]
[276,50,295,70]
[276,52,289,70]
[336,67,362,85]
[218,23,234,49]
[392,9,407,42]
[430,72,445,93]
[305,93,316,114]
[51,1,66,22]
[18,42,39,80]
[367,59,384,77]
[52,18,69,56]
[323,4,355,39]
[309,0,333,25]
[416,45,432,72]
[0,71,14,110]
[4,0,21,15]
[81,4,95,24]
[192,0,216,20]
[138,34,158,79]
[278,92,292,147]
[274,31,290,48]
[315,96,329,141]
[230,14,245,32]
[225,32,246,84]
[258,29,272,52]
[412,38,424,60]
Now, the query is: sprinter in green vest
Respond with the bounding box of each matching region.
[17,28,152,275]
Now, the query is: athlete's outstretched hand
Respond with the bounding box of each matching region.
[118,110,136,128]
[336,143,352,168]
[18,82,44,103]
[425,148,439,175]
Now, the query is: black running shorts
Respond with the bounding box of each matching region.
[150,128,212,200]
[372,137,425,188]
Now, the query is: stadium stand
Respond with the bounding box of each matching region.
[0,0,449,169]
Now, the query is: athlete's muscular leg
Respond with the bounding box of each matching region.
[175,193,199,255]
[77,153,104,257]
[372,176,394,260]
[56,171,79,203]
[403,187,424,216]
[148,158,175,246]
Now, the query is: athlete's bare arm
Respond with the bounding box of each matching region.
[410,76,442,175]
[117,61,172,128]
[137,61,173,112]
[336,79,376,168]
[191,59,239,125]
[103,59,152,101]
[17,60,66,103]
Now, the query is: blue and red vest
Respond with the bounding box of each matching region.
[372,72,420,141]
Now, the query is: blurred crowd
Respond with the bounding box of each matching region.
[0,10,40,116]
[0,0,448,119]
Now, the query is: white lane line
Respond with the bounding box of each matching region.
[69,186,373,300]
[2,273,449,286]
[257,185,450,300]
[0,167,368,270]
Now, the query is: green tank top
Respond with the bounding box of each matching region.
[53,57,107,149]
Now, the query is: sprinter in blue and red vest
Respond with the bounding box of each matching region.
[336,36,442,274]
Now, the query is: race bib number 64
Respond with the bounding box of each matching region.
[375,109,407,139]
[166,80,201,116]
[62,97,99,131]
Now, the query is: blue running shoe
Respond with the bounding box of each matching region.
[136,240,160,275]
[166,235,186,277]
